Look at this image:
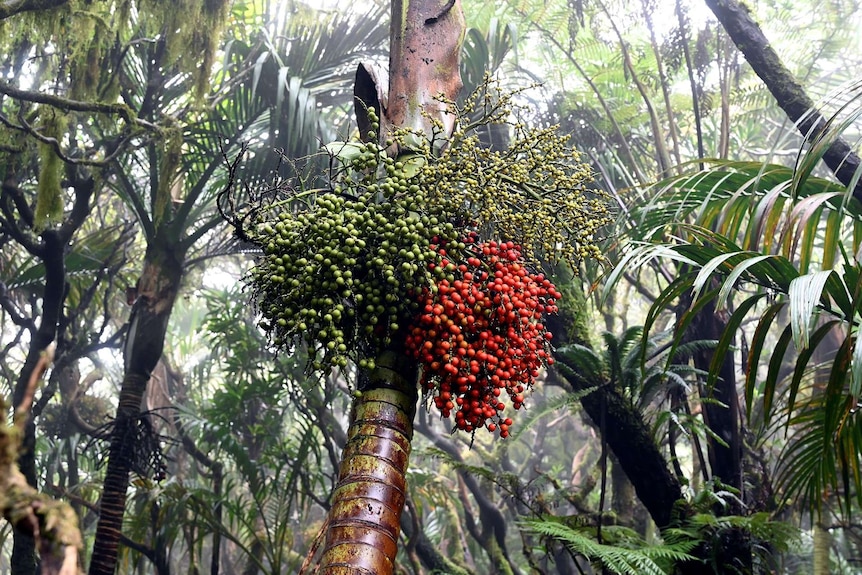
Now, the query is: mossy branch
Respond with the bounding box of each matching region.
[1,346,84,575]
[0,0,69,20]
[0,110,133,167]
[0,80,156,130]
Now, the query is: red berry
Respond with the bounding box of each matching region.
[404,239,560,438]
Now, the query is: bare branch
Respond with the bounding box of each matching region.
[0,178,42,255]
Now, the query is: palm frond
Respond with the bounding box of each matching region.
[612,77,862,521]
[626,160,859,256]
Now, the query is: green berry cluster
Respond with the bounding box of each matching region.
[249,109,464,368]
[419,88,611,268]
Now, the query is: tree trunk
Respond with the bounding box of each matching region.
[2,349,84,575]
[813,523,831,575]
[318,350,418,575]
[610,454,636,527]
[385,0,464,141]
[319,1,464,572]
[89,244,184,575]
[704,0,862,197]
[5,169,94,575]
[399,504,473,575]
[687,297,742,497]
[556,362,684,529]
[548,280,684,530]
[10,231,65,575]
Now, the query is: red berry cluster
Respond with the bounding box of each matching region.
[406,238,560,437]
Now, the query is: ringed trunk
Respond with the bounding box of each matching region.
[319,349,418,575]
[89,247,183,575]
[812,522,830,575]
[320,2,462,572]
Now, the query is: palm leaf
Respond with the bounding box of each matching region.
[787,270,833,350]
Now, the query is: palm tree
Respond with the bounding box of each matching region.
[311,3,465,573]
[608,79,862,527]
[87,4,389,574]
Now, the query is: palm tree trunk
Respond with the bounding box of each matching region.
[319,349,418,575]
[812,523,830,575]
[319,2,461,571]
[89,247,183,575]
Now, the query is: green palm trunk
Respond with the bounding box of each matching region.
[812,523,830,575]
[320,349,418,575]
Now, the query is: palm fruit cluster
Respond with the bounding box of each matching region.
[420,84,609,269]
[251,112,468,368]
[405,237,560,437]
[240,80,609,435]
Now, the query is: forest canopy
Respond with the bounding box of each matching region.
[1,0,861,574]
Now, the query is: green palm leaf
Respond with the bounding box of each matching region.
[787,270,833,350]
[610,78,862,519]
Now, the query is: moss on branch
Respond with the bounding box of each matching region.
[1,349,84,575]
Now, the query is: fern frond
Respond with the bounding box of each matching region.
[521,518,696,575]
[509,386,597,441]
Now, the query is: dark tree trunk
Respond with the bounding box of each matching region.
[550,277,761,574]
[704,0,862,198]
[554,362,685,529]
[4,170,93,575]
[687,298,743,497]
[10,233,65,575]
[547,292,684,530]
[88,243,184,575]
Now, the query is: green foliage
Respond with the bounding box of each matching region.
[606,77,862,520]
[153,129,183,227]
[663,508,800,574]
[521,517,697,575]
[161,287,326,574]
[610,160,862,516]
[556,328,711,413]
[507,385,596,441]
